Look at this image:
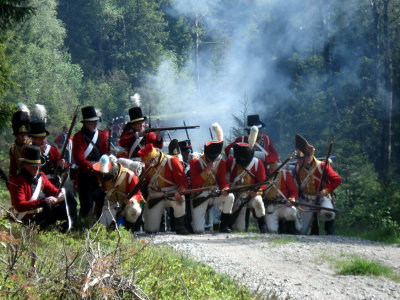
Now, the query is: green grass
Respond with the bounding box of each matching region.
[326,253,400,282]
[0,219,265,299]
[268,236,298,247]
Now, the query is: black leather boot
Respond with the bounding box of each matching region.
[175,216,189,235]
[324,220,335,235]
[219,213,231,233]
[257,216,268,234]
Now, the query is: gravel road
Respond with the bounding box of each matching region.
[141,232,400,300]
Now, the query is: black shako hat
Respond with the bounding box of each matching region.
[29,120,49,137]
[19,145,44,166]
[247,114,265,129]
[168,139,180,156]
[12,111,30,135]
[128,107,147,123]
[234,143,254,167]
[178,140,192,153]
[204,141,223,161]
[81,106,100,122]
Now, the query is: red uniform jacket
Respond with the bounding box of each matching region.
[190,155,230,190]
[224,134,279,164]
[295,157,342,196]
[98,165,142,203]
[264,170,298,200]
[145,154,188,190]
[226,157,266,190]
[11,171,57,213]
[119,130,163,158]
[72,129,109,175]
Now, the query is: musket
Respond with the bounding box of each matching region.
[59,106,79,161]
[126,157,158,199]
[209,128,214,140]
[145,125,200,133]
[108,125,112,153]
[147,186,215,209]
[310,136,334,235]
[229,152,296,227]
[288,199,344,213]
[183,120,190,140]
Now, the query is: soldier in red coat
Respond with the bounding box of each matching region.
[263,161,301,233]
[226,142,268,233]
[72,106,109,217]
[294,134,342,235]
[10,145,77,230]
[190,139,234,233]
[224,114,280,173]
[93,154,143,228]
[138,144,189,234]
[118,107,163,160]
[9,110,31,181]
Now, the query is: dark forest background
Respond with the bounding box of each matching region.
[0,0,399,241]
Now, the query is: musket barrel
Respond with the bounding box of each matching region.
[145,125,199,133]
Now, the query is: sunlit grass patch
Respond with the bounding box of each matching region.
[326,253,400,282]
[269,236,298,247]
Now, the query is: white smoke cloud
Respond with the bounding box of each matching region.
[145,0,368,151]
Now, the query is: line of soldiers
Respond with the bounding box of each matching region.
[7,104,342,235]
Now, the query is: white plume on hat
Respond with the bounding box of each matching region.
[212,122,223,141]
[17,102,30,115]
[99,154,111,173]
[32,104,47,122]
[130,93,141,107]
[95,108,102,117]
[248,126,258,148]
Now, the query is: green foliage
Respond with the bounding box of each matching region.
[0,223,259,299]
[329,253,400,281]
[269,236,297,247]
[0,0,35,31]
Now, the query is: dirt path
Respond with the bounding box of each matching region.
[142,233,400,299]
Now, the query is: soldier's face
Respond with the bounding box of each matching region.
[84,121,98,133]
[131,121,144,132]
[24,164,40,177]
[16,133,28,144]
[32,136,47,148]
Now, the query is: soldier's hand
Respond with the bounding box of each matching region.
[174,191,182,200]
[57,159,66,168]
[155,129,161,141]
[44,196,58,206]
[250,191,258,198]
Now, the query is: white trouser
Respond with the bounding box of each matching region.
[299,195,335,235]
[231,195,265,232]
[265,204,302,233]
[191,192,234,233]
[143,191,186,233]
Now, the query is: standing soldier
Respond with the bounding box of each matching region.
[190,123,234,233]
[226,126,268,233]
[93,154,143,227]
[224,114,280,173]
[138,144,189,234]
[9,109,31,181]
[294,134,342,235]
[72,106,109,218]
[118,107,163,160]
[10,145,77,230]
[263,162,302,234]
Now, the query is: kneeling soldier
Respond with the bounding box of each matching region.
[93,154,143,227]
[226,128,268,233]
[10,145,77,230]
[190,123,234,233]
[264,162,301,234]
[138,144,189,234]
